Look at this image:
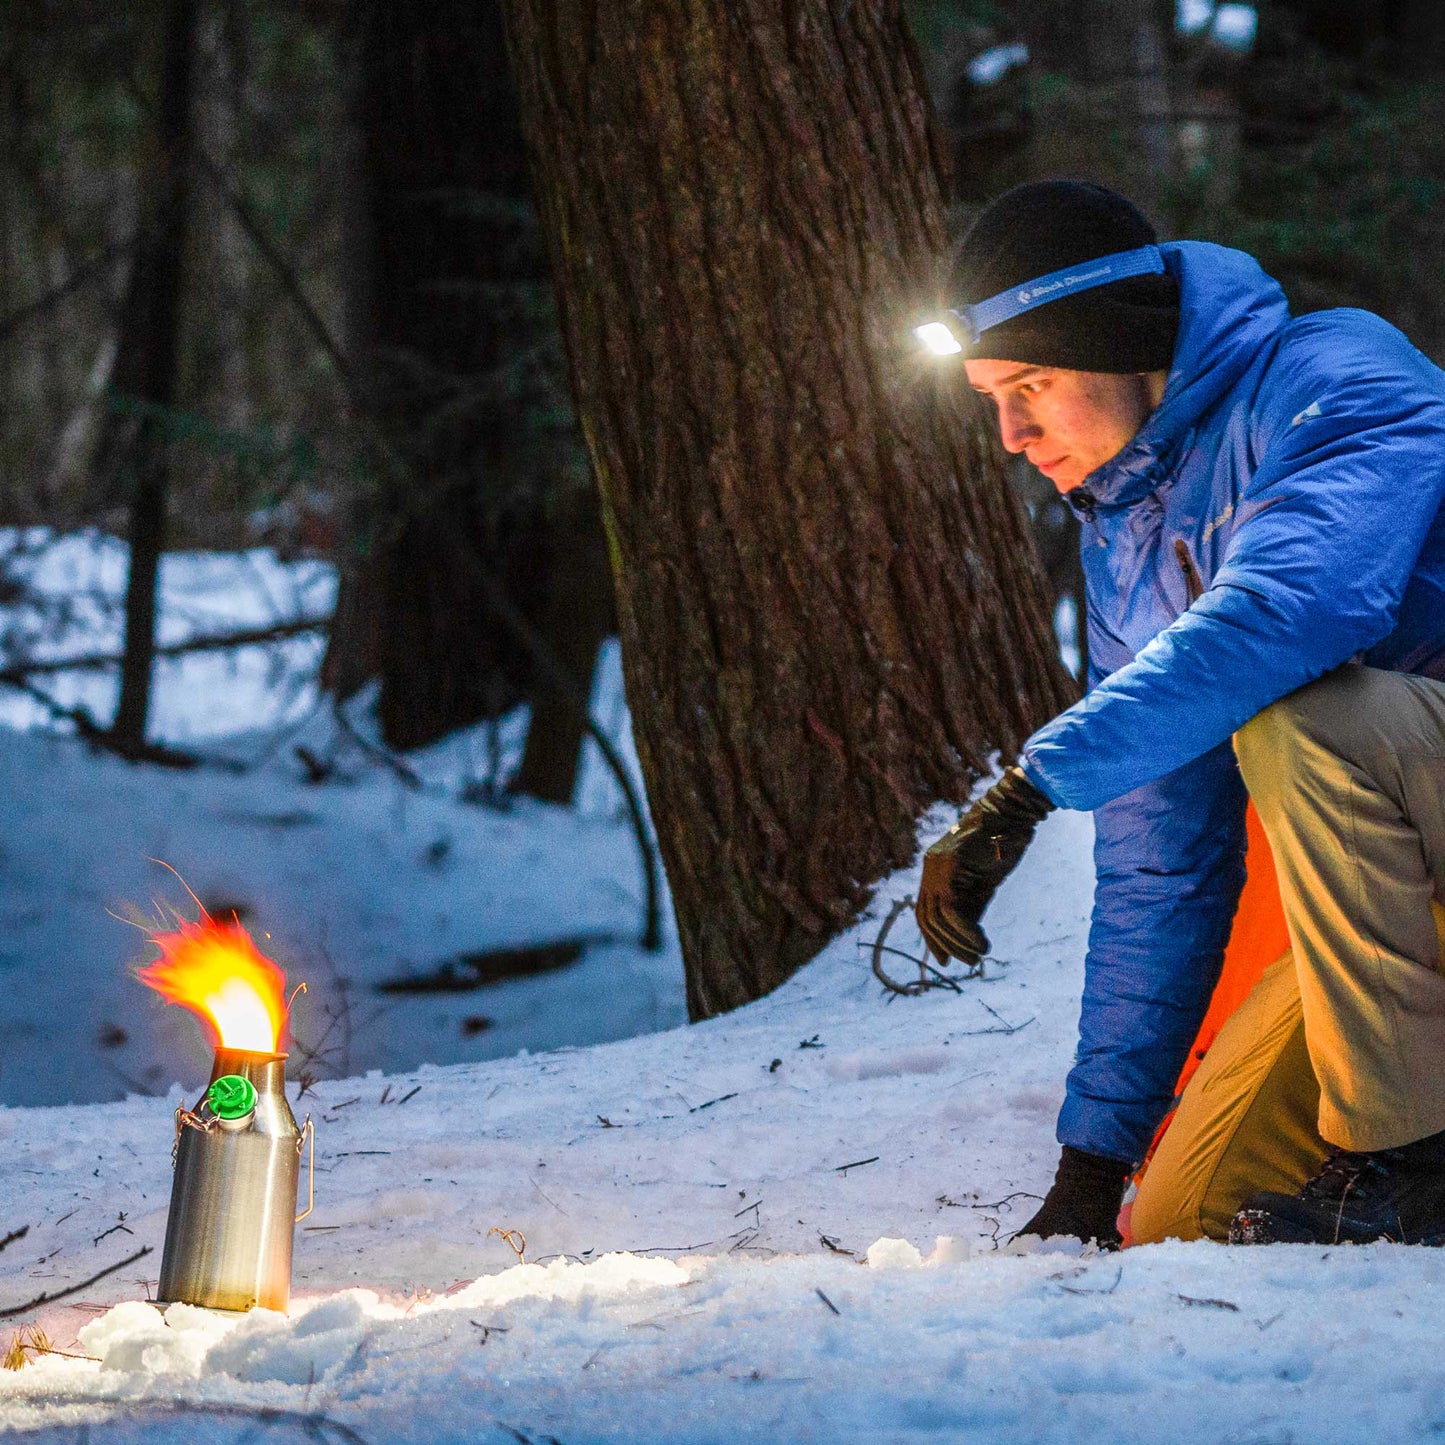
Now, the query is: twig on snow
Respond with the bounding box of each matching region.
[958,1191,1042,1213]
[956,997,1036,1037]
[689,1093,738,1113]
[869,899,960,995]
[0,1245,152,1319]
[488,1228,527,1264]
[814,1288,841,1316]
[0,1227,28,1255]
[92,1215,132,1247]
[1054,1264,1123,1297]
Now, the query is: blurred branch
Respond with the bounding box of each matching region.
[0,615,331,680]
[0,235,139,345]
[188,131,357,390]
[472,564,662,951]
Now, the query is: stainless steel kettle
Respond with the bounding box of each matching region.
[157,1049,314,1312]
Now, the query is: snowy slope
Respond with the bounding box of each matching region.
[0,708,681,1109]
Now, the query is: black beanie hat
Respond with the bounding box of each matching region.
[951,181,1180,374]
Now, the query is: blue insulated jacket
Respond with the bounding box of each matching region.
[1016,241,1445,1163]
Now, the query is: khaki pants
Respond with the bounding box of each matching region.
[1132,665,1445,1244]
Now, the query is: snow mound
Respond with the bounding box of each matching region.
[426,1251,688,1311]
[77,1290,394,1383]
[72,1256,687,1385]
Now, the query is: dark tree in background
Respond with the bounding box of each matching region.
[98,0,200,753]
[503,0,1076,1017]
[325,0,614,801]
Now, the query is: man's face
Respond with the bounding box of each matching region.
[964,360,1160,493]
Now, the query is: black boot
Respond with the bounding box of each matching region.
[1230,1130,1445,1246]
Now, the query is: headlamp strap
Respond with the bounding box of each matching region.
[951,244,1165,344]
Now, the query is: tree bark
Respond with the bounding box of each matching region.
[105,0,200,752]
[502,0,1076,1018]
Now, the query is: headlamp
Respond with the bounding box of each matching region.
[913,321,964,356]
[913,244,1165,356]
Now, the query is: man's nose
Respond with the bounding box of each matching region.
[997,398,1041,454]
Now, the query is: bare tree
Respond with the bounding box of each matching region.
[98,0,200,753]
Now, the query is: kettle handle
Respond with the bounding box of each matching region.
[295,1116,315,1222]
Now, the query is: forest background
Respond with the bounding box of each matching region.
[2,0,1443,1028]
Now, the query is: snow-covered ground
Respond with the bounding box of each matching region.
[5,535,1445,1442]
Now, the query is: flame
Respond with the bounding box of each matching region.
[137,915,288,1053]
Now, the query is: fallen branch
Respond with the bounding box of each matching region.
[472,566,662,950]
[0,617,332,770]
[868,898,971,995]
[330,697,422,789]
[0,1245,152,1319]
[1178,1293,1239,1311]
[1054,1265,1123,1297]
[0,1227,28,1255]
[0,616,332,680]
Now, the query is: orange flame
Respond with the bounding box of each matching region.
[137,915,288,1054]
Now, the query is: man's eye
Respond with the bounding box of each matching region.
[1020,381,1046,395]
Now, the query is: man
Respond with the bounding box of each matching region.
[915,180,1445,1248]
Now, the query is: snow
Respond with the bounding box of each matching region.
[1177,0,1258,52]
[3,535,1444,1441]
[966,43,1028,89]
[0,531,679,1109]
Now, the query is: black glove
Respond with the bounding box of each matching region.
[1016,1146,1132,1250]
[915,764,1053,965]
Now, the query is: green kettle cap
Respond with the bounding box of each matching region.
[206,1074,258,1120]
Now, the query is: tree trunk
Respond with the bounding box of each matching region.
[325,0,598,755]
[106,0,200,752]
[502,0,1076,1018]
[511,483,615,804]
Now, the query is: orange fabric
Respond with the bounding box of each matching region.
[1179,809,1294,1086]
[1120,807,1289,1245]
[1175,802,1291,1097]
[1128,804,1290,1210]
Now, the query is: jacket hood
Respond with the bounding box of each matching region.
[1079,242,1292,508]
